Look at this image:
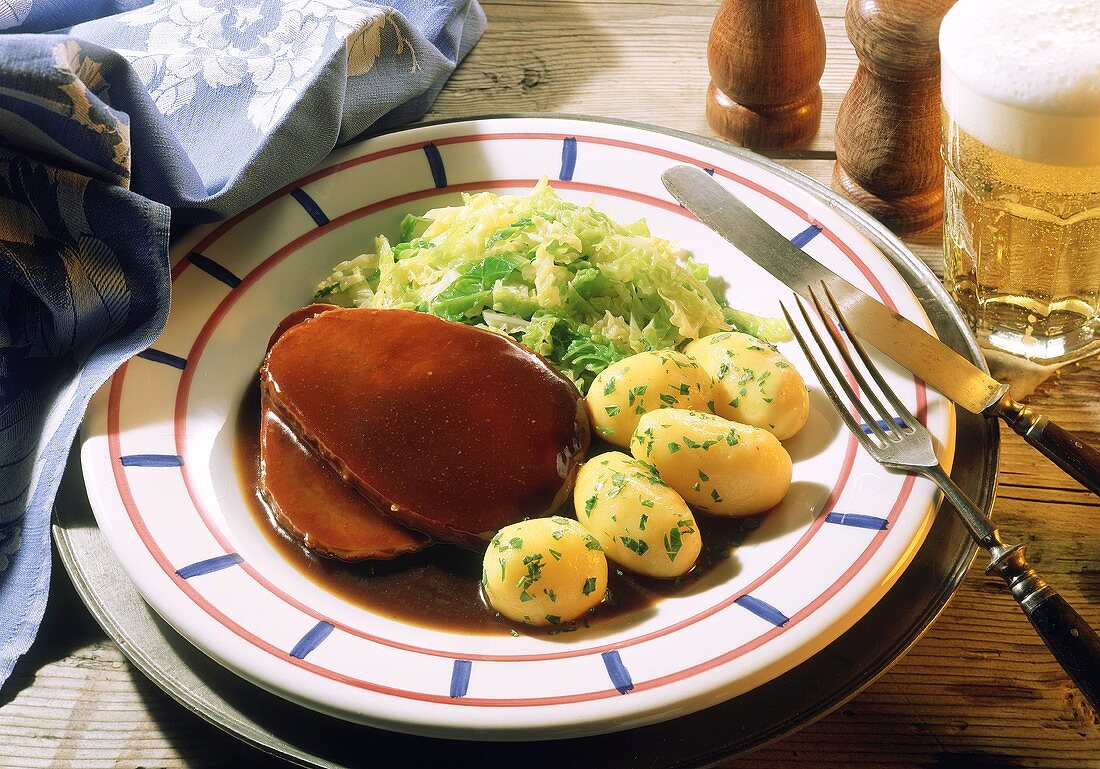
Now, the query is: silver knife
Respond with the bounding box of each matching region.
[663,164,1100,497]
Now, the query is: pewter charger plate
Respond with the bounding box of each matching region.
[56,115,995,764]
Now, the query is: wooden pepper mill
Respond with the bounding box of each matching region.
[706,0,826,149]
[832,0,957,235]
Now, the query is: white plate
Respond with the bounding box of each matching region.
[79,117,953,740]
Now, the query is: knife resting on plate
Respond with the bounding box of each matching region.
[662,164,1100,497]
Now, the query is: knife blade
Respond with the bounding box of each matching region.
[663,164,1100,498]
[661,164,1008,414]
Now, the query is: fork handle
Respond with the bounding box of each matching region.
[994,396,1100,497]
[988,544,1100,710]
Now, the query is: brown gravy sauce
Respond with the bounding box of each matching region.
[235,381,756,636]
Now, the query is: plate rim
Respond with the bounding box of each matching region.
[67,114,995,756]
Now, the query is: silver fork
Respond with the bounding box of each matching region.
[783,285,1100,711]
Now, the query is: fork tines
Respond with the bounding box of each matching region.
[780,284,927,459]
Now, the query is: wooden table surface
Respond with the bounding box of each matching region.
[3,1,1098,766]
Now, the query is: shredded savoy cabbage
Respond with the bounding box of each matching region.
[314,180,785,392]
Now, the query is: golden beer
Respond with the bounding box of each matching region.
[939,0,1100,364]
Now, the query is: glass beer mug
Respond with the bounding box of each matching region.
[939,0,1100,364]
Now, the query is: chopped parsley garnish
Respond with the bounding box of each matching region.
[725,429,740,446]
[499,558,506,582]
[620,536,649,556]
[584,535,603,551]
[604,405,620,417]
[775,361,789,369]
[639,513,649,531]
[509,536,523,549]
[544,588,557,602]
[691,481,701,491]
[584,494,598,516]
[603,378,617,395]
[707,399,715,412]
[716,363,730,380]
[509,628,519,637]
[678,383,690,395]
[639,498,655,508]
[711,488,723,503]
[635,460,667,486]
[598,426,614,437]
[582,577,598,596]
[514,553,544,592]
[545,614,561,625]
[683,435,701,449]
[698,469,709,481]
[519,591,534,602]
[663,526,683,562]
[659,393,678,406]
[668,442,682,454]
[548,547,563,561]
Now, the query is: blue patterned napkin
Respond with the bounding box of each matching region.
[0,0,485,685]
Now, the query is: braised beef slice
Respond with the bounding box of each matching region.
[261,307,589,547]
[258,303,429,560]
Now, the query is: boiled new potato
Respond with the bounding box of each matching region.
[482,517,608,626]
[573,452,701,578]
[586,350,711,447]
[631,409,792,516]
[684,332,808,440]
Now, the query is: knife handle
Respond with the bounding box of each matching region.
[987,544,1100,711]
[996,396,1100,497]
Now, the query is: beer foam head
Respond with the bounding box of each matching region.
[940,0,1100,165]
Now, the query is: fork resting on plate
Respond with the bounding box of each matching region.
[784,286,1100,711]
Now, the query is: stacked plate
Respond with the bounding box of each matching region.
[58,116,995,766]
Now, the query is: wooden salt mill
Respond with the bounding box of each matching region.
[706,0,826,149]
[832,0,957,234]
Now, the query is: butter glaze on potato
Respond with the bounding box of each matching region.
[684,332,809,440]
[573,452,701,578]
[631,409,792,516]
[586,350,711,447]
[482,517,608,626]
[261,307,590,547]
